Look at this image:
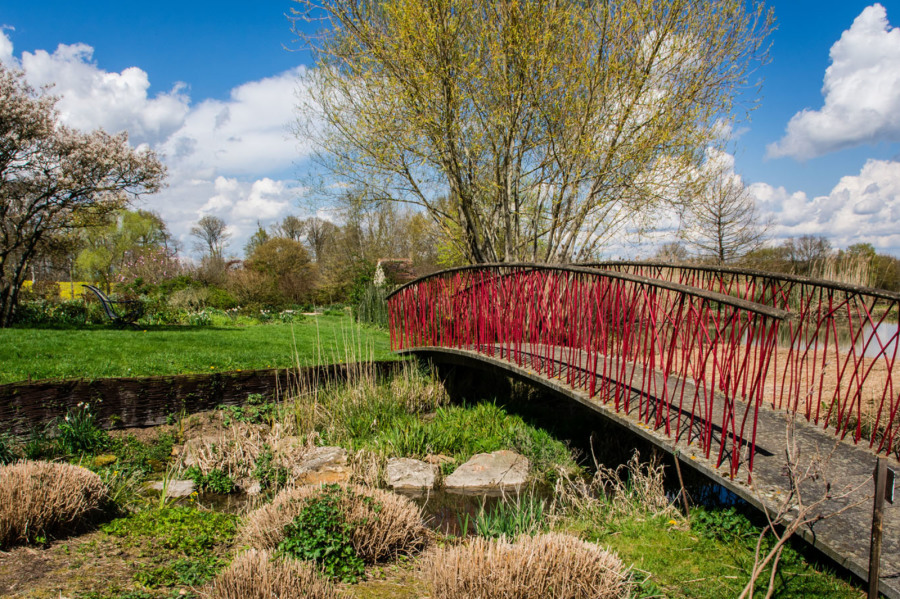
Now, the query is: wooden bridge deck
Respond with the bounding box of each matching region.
[402,345,900,598]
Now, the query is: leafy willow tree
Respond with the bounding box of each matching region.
[294,0,772,263]
[76,209,173,292]
[0,65,165,327]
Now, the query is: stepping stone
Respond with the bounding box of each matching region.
[386,457,438,492]
[292,446,351,485]
[144,479,196,497]
[444,450,529,494]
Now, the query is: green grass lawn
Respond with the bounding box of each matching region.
[0,315,393,384]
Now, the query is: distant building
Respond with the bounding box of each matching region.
[374,259,417,288]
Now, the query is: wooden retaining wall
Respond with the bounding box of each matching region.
[0,361,405,434]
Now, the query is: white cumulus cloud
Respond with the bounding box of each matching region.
[12,38,190,146]
[768,4,900,160]
[0,27,318,256]
[751,159,900,252]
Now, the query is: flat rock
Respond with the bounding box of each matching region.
[386,457,438,491]
[144,479,196,498]
[292,446,351,485]
[444,450,529,494]
[236,477,263,496]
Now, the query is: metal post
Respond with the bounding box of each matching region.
[868,456,888,599]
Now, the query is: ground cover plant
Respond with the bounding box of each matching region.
[0,313,392,384]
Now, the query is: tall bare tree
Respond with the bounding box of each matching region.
[190,215,231,259]
[270,215,307,242]
[0,65,165,326]
[679,166,769,263]
[294,0,772,263]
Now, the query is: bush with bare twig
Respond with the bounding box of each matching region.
[240,483,426,562]
[0,460,108,547]
[426,532,631,599]
[202,549,337,599]
[739,422,872,599]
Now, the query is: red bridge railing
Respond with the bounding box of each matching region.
[387,264,790,478]
[589,261,900,458]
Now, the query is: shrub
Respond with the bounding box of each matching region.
[276,483,366,581]
[354,283,389,327]
[202,549,337,599]
[241,483,426,563]
[0,461,108,547]
[426,533,631,599]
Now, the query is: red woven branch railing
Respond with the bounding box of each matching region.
[589,261,900,459]
[387,264,789,479]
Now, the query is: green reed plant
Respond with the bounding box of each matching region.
[55,403,109,455]
[0,433,19,465]
[473,494,549,539]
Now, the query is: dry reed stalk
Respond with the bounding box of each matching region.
[553,451,676,521]
[240,483,426,562]
[0,460,108,547]
[179,422,319,482]
[426,533,631,599]
[201,549,337,599]
[347,448,386,487]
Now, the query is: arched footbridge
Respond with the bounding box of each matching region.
[387,263,900,597]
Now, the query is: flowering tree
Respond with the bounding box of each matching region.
[0,65,165,326]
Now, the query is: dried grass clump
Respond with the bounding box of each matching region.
[427,533,631,599]
[202,549,337,599]
[0,460,108,547]
[554,451,675,520]
[180,423,318,484]
[180,422,268,479]
[240,483,426,562]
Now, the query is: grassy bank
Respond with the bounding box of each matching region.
[0,314,392,384]
[0,364,865,598]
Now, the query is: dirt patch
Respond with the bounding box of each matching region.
[0,531,141,598]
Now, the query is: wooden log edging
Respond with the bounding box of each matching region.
[0,360,406,434]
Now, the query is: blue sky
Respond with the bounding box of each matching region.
[3,1,900,257]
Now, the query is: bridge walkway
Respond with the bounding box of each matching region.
[403,344,900,598]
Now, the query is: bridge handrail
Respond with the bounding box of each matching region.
[387,262,792,321]
[584,260,900,302]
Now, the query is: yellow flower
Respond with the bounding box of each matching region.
[668,519,677,525]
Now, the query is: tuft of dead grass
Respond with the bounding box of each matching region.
[202,549,337,599]
[426,532,631,599]
[0,460,108,548]
[553,451,676,520]
[240,483,426,562]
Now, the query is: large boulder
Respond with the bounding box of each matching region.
[444,450,529,494]
[386,458,438,493]
[291,446,351,485]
